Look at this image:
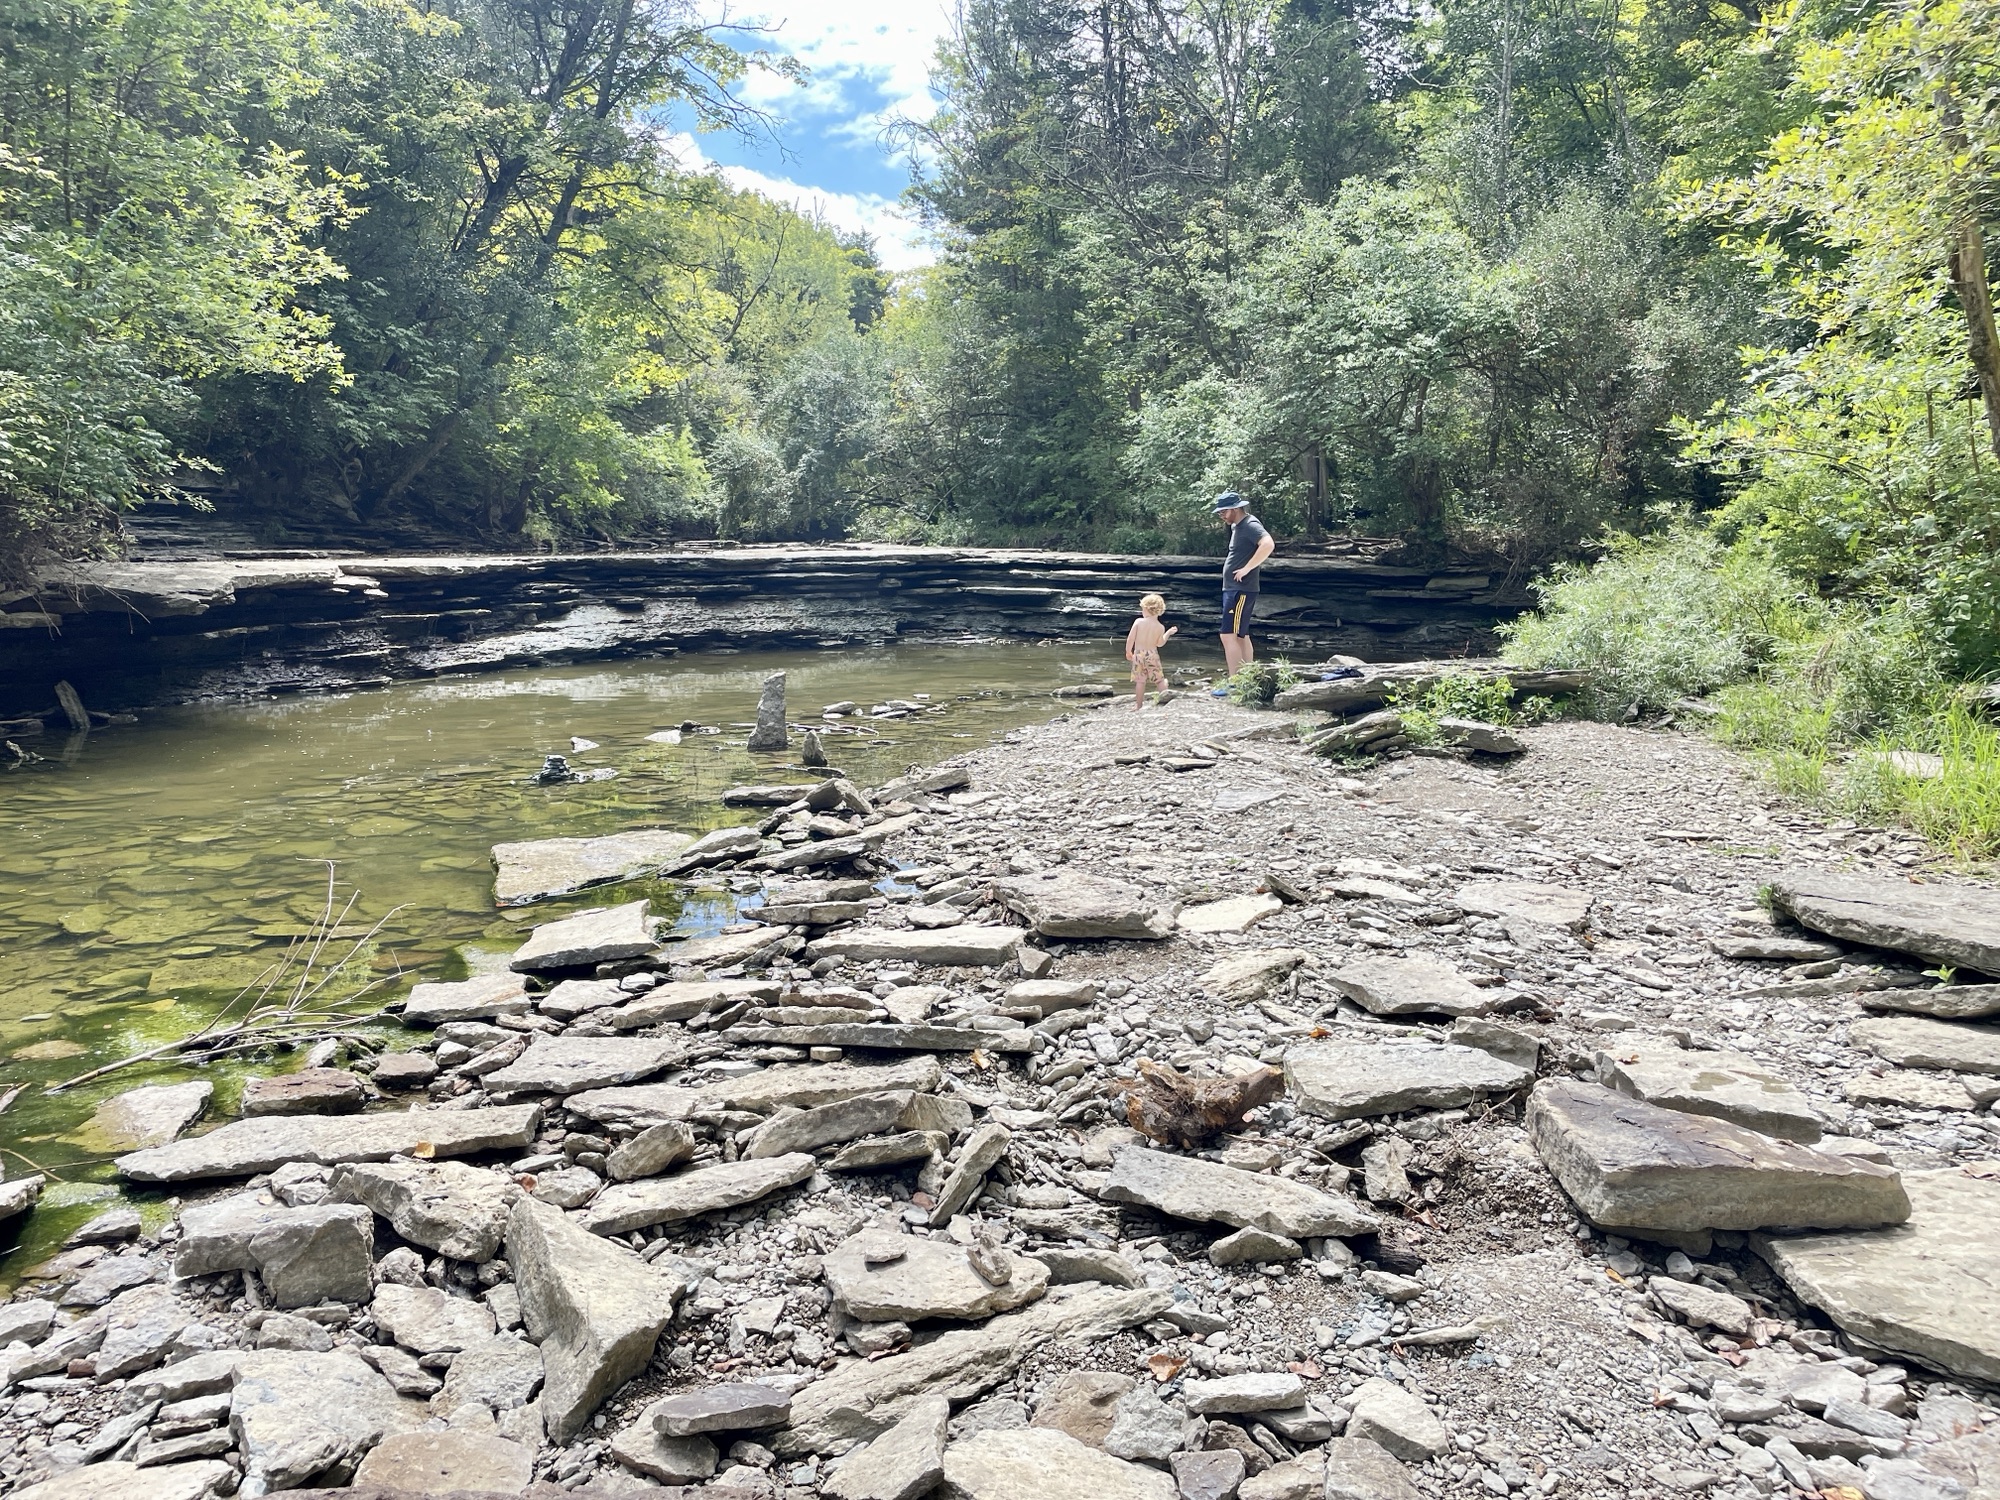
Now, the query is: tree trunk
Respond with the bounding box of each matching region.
[1947,216,2000,461]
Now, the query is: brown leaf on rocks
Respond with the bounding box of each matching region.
[1110,1059,1285,1149]
[410,1141,436,1159]
[1146,1350,1187,1382]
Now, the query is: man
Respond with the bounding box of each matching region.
[1212,491,1274,690]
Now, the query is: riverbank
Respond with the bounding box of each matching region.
[0,692,1995,1500]
[0,544,1522,719]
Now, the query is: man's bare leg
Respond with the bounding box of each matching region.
[1219,634,1245,677]
[1240,635,1255,666]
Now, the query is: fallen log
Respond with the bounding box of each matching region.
[1111,1059,1285,1149]
[1274,660,1588,714]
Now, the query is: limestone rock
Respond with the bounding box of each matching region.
[80,1082,211,1152]
[992,870,1176,941]
[1183,1374,1305,1415]
[825,1394,949,1500]
[939,1426,1176,1500]
[432,1333,544,1416]
[1102,1382,1185,1463]
[509,899,657,972]
[581,1153,817,1235]
[1859,984,2000,1020]
[1238,1452,1325,1500]
[607,1121,698,1181]
[506,1196,684,1442]
[352,1430,536,1493]
[479,1034,690,1096]
[241,1067,366,1117]
[1100,1146,1377,1239]
[568,1057,942,1129]
[1285,1039,1532,1120]
[401,971,533,1026]
[1849,1015,2000,1077]
[116,1103,541,1183]
[1178,895,1283,935]
[1595,1035,1823,1142]
[1448,1018,1540,1070]
[805,927,1023,967]
[605,977,780,1029]
[611,1420,720,1484]
[228,1350,428,1491]
[1525,1081,1911,1233]
[1844,1071,1982,1111]
[327,1158,520,1262]
[1453,880,1591,931]
[371,1052,438,1090]
[1769,870,2000,976]
[174,1195,373,1307]
[492,829,693,907]
[372,1283,497,1354]
[0,1175,44,1223]
[9,1461,234,1500]
[1330,954,1496,1019]
[734,1021,1033,1054]
[667,923,795,970]
[1006,979,1097,1013]
[824,1232,1050,1323]
[1321,1437,1424,1500]
[1172,1450,1249,1500]
[930,1122,1012,1223]
[1435,717,1524,754]
[1199,950,1309,1005]
[1648,1276,1754,1336]
[93,1284,194,1381]
[779,1284,1174,1455]
[1754,1168,2000,1384]
[748,671,789,751]
[1345,1378,1450,1461]
[1033,1371,1132,1448]
[828,1132,945,1172]
[1035,1247,1143,1288]
[652,1381,792,1436]
[1207,1227,1301,1266]
[744,1091,914,1159]
[536,978,628,1021]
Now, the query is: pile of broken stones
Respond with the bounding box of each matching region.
[2,696,1997,1500]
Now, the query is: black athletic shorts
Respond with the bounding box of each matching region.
[1219,589,1255,637]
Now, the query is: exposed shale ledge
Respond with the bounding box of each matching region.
[0,543,1524,716]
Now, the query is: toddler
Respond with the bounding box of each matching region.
[1125,593,1177,710]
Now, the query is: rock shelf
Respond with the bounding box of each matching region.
[3,695,1999,1500]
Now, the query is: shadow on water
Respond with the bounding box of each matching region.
[0,641,1129,1273]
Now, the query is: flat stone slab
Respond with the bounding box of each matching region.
[732,1023,1033,1054]
[1525,1080,1911,1233]
[1099,1146,1378,1239]
[352,1430,535,1493]
[79,1082,212,1151]
[743,1091,914,1159]
[1860,984,2000,1020]
[1454,880,1592,931]
[1770,870,2000,976]
[401,971,532,1026]
[778,1285,1172,1456]
[175,1195,373,1307]
[507,1196,684,1443]
[1321,1438,1423,1500]
[492,829,693,906]
[939,1426,1175,1500]
[10,1461,235,1500]
[1201,949,1310,1004]
[824,1394,948,1500]
[510,899,657,972]
[229,1350,429,1491]
[1285,1039,1532,1120]
[116,1103,542,1183]
[1330,954,1496,1019]
[1596,1035,1823,1142]
[567,1058,943,1129]
[1844,1070,1985,1111]
[806,926,1023,967]
[1182,1373,1305,1414]
[824,1232,1050,1322]
[241,1068,365,1117]
[580,1153,817,1235]
[666,924,796,969]
[1755,1168,2000,1384]
[606,977,779,1028]
[1177,894,1283,935]
[372,1283,497,1354]
[1849,1015,2000,1077]
[479,1035,691,1096]
[652,1381,793,1436]
[992,871,1174,940]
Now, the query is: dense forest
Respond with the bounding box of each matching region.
[2,0,1998,662]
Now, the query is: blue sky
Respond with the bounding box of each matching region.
[668,3,954,271]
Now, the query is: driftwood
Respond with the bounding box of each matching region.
[1112,1059,1285,1149]
[1273,660,1588,714]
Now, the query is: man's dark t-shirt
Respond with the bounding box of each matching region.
[1223,514,1270,594]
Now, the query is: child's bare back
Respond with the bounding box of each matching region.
[1125,593,1176,709]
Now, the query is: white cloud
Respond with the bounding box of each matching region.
[668,133,934,271]
[723,0,950,114]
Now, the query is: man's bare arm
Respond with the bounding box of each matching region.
[1233,534,1276,582]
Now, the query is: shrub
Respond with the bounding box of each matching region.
[1226,659,1301,707]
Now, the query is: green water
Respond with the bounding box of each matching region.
[0,642,1124,1267]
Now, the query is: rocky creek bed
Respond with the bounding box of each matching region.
[0,689,1996,1500]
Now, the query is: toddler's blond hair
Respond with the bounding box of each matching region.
[1139,593,1166,616]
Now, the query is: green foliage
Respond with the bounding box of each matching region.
[1225,659,1301,709]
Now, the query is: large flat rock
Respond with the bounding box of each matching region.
[806,926,1023,966]
[1770,870,2000,976]
[10,1462,235,1500]
[744,1091,914,1159]
[116,1104,543,1183]
[824,1395,948,1500]
[352,1430,536,1493]
[1099,1146,1378,1239]
[1755,1168,2000,1384]
[228,1350,429,1491]
[567,1058,943,1130]
[478,1035,691,1096]
[492,829,692,906]
[507,1196,684,1443]
[1285,1039,1532,1120]
[777,1284,1174,1455]
[401,971,532,1026]
[1859,983,2000,1020]
[579,1153,817,1235]
[1454,880,1591,931]
[823,1232,1050,1322]
[175,1195,374,1307]
[992,871,1174,940]
[78,1082,212,1152]
[1525,1081,1910,1233]
[1330,954,1496,1018]
[666,924,797,969]
[1595,1035,1823,1142]
[510,899,657,972]
[938,1426,1176,1500]
[329,1159,520,1261]
[1848,1015,2000,1077]
[732,1022,1033,1054]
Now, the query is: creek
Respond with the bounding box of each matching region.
[0,641,1128,1272]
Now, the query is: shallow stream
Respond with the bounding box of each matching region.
[0,642,1128,1269]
